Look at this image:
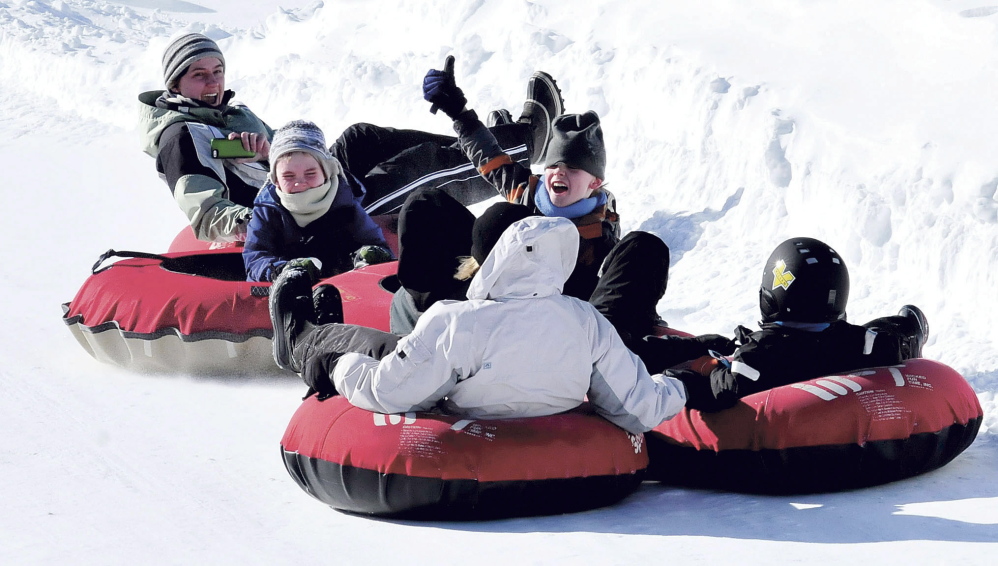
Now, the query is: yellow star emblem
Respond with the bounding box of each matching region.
[772,259,795,290]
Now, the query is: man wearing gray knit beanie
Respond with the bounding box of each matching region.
[139,31,273,243]
[163,32,226,98]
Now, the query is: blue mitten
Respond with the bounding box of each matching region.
[423,55,467,119]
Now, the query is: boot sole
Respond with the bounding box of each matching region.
[269,287,295,372]
[522,72,565,162]
[269,270,311,372]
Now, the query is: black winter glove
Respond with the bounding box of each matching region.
[667,368,736,413]
[301,350,343,401]
[282,257,322,284]
[423,55,468,119]
[692,333,737,356]
[351,245,394,269]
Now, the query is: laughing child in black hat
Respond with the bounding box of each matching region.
[391,56,734,369]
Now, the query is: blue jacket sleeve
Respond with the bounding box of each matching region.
[243,201,290,282]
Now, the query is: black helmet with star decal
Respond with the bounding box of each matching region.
[759,237,850,323]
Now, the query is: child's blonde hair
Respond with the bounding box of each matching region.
[454,256,480,281]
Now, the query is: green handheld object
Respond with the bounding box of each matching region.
[210,138,256,159]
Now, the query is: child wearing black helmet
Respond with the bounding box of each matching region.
[667,237,929,413]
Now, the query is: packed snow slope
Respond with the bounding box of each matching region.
[1,0,996,564]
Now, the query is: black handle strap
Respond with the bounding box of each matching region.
[92,249,171,274]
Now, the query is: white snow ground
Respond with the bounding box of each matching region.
[1,0,996,563]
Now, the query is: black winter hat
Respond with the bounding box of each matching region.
[397,188,474,293]
[543,111,606,179]
[471,202,534,264]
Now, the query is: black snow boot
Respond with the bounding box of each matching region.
[270,266,316,372]
[487,108,514,127]
[313,284,344,326]
[517,71,565,164]
[898,304,929,359]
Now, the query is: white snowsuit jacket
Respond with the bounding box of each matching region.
[332,216,688,434]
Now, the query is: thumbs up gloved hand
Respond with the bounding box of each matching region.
[423,55,468,119]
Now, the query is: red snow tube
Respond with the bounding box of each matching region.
[168,226,243,253]
[281,396,649,519]
[61,249,398,374]
[646,358,982,493]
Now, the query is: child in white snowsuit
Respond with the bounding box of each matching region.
[268,212,690,435]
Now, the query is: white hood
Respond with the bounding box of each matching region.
[466,216,579,300]
[333,213,688,432]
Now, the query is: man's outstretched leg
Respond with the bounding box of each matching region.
[294,323,402,400]
[330,122,532,216]
[329,123,457,179]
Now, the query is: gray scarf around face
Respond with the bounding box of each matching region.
[276,176,339,227]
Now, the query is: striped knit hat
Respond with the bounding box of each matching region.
[269,120,342,183]
[162,33,225,88]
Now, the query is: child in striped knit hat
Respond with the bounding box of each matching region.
[243,120,393,283]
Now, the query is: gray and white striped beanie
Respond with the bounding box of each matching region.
[269,120,342,184]
[162,33,225,88]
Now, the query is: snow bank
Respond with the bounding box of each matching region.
[2,1,997,564]
[3,0,995,429]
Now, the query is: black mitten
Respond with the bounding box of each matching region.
[301,351,342,401]
[692,333,737,356]
[282,257,322,284]
[667,369,716,412]
[667,368,735,413]
[423,56,468,119]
